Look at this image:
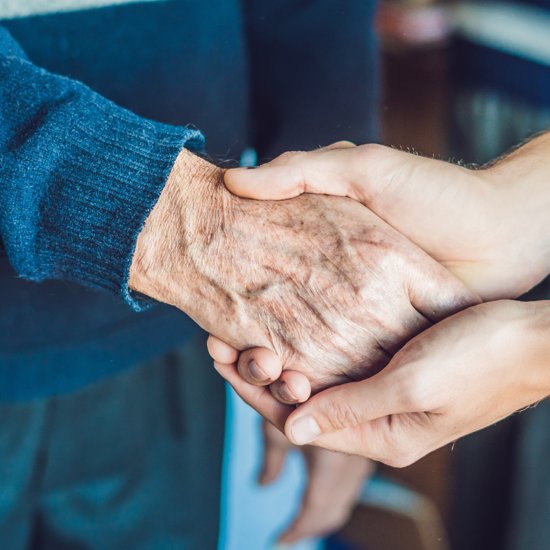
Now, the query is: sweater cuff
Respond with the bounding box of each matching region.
[63,96,204,311]
[22,92,203,311]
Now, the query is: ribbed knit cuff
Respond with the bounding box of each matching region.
[1,54,204,310]
[47,95,205,311]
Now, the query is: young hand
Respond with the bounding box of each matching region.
[218,300,550,466]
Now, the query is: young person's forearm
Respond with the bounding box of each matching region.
[485,131,550,294]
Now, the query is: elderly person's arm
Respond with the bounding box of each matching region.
[0,25,202,310]
[1,23,478,386]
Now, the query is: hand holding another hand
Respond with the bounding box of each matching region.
[212,136,550,466]
[129,149,478,396]
[220,300,550,467]
[225,139,550,301]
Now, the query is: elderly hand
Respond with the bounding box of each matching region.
[211,134,550,466]
[259,420,373,546]
[130,149,478,393]
[218,300,550,466]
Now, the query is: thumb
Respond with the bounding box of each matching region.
[224,141,357,201]
[259,420,292,486]
[284,369,408,446]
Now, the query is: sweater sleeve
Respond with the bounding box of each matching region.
[0,25,204,311]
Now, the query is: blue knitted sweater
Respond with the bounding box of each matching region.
[0,0,249,401]
[0,0,378,400]
[0,0,252,400]
[0,26,203,308]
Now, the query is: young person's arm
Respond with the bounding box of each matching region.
[210,134,550,463]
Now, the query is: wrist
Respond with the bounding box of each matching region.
[484,134,550,297]
[128,149,224,310]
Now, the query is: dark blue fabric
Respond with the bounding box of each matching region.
[2,0,248,159]
[0,24,27,60]
[0,42,203,306]
[521,0,550,9]
[244,0,380,158]
[0,1,248,400]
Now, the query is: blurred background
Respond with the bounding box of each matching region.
[224,3,550,549]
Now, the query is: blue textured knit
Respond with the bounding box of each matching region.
[0,17,217,400]
[0,25,203,310]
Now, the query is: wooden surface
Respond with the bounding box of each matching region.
[381,48,451,159]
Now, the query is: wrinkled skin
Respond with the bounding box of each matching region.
[211,137,550,465]
[208,139,550,402]
[131,150,479,392]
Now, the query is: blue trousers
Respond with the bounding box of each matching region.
[0,333,225,550]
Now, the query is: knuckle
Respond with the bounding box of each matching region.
[382,443,420,468]
[321,513,351,536]
[300,503,352,537]
[383,454,417,469]
[277,150,306,162]
[358,142,386,160]
[326,399,361,431]
[381,438,424,469]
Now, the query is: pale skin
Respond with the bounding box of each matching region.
[129,148,478,394]
[209,133,550,466]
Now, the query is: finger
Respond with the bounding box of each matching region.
[237,347,283,386]
[259,421,291,486]
[283,372,408,446]
[206,335,240,364]
[407,261,482,324]
[310,413,444,469]
[258,441,288,486]
[269,370,312,404]
[278,507,326,545]
[213,361,293,431]
[224,144,359,201]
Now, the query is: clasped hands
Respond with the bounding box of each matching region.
[130,134,550,468]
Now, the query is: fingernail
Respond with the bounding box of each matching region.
[291,416,321,445]
[278,382,297,403]
[248,360,269,383]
